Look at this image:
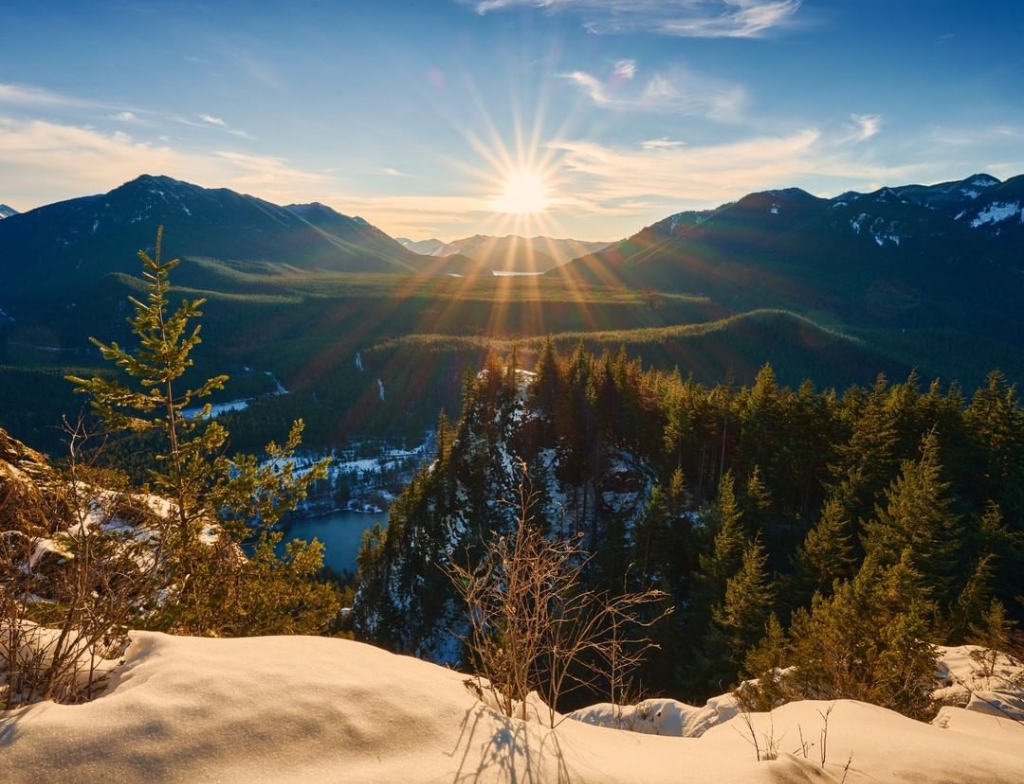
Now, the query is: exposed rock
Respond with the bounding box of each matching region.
[0,427,57,536]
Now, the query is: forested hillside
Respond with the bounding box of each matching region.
[356,345,1024,713]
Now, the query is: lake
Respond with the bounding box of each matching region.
[279,510,388,574]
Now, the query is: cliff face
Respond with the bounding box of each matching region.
[0,427,57,537]
[353,368,658,664]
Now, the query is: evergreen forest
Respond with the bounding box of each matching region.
[356,344,1024,719]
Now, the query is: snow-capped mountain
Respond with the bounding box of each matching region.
[396,237,446,255]
[564,173,1024,343]
[0,204,18,219]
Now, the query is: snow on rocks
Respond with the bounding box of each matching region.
[933,644,1024,722]
[569,693,739,737]
[970,201,1024,227]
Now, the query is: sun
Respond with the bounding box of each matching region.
[492,169,550,215]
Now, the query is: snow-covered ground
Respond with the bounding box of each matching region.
[2,634,1021,783]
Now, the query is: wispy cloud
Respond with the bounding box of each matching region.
[642,138,687,150]
[111,111,137,122]
[0,117,324,211]
[193,113,254,140]
[850,113,881,141]
[927,123,1024,147]
[463,0,803,38]
[612,59,636,81]
[546,128,931,219]
[0,82,101,110]
[565,62,747,120]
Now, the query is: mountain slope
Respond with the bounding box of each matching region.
[0,204,17,219]
[395,237,445,255]
[0,175,421,308]
[562,181,1024,341]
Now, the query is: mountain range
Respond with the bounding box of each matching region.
[562,173,1024,341]
[396,234,611,272]
[3,171,1020,322]
[0,175,428,307]
[1,171,1022,453]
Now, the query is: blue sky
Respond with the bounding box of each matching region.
[1,0,1022,241]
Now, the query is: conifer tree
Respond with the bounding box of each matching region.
[696,536,775,693]
[739,613,790,710]
[635,485,672,583]
[68,228,338,635]
[714,537,774,647]
[787,554,938,720]
[698,470,746,595]
[793,495,857,599]
[861,429,963,612]
[742,464,772,530]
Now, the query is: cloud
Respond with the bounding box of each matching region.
[463,0,803,38]
[545,127,931,219]
[565,63,747,120]
[0,83,83,108]
[927,123,1024,147]
[642,138,686,149]
[192,113,253,140]
[112,111,137,122]
[0,114,486,239]
[612,59,636,81]
[0,117,327,211]
[850,113,881,141]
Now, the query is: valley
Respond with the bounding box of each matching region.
[1,173,1022,458]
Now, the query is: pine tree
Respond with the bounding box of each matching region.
[861,429,963,612]
[635,485,672,583]
[787,554,938,720]
[742,464,772,530]
[713,538,775,650]
[794,495,857,599]
[68,228,338,635]
[701,537,775,692]
[699,470,746,593]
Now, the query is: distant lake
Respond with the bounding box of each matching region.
[279,510,388,574]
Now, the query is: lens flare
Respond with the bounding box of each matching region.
[492,169,550,215]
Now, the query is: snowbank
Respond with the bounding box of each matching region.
[1,633,1022,783]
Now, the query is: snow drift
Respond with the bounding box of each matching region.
[1,633,1022,783]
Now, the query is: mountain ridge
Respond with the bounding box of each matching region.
[560,172,1024,342]
[0,174,424,308]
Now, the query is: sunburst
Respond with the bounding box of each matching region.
[492,169,550,215]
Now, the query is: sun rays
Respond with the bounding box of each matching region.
[491,168,550,215]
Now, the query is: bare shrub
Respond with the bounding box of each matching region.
[448,462,670,727]
[1,423,148,708]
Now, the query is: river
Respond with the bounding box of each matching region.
[279,509,388,574]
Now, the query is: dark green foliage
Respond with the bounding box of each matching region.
[356,342,1024,717]
[786,556,939,721]
[861,430,963,611]
[792,495,857,601]
[701,537,775,691]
